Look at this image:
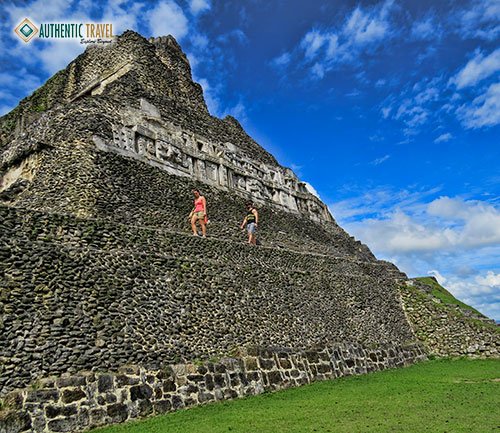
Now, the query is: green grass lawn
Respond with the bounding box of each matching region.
[92,358,500,433]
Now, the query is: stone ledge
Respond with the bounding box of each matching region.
[0,342,427,433]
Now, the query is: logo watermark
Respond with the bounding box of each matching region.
[14,18,114,44]
[14,18,39,43]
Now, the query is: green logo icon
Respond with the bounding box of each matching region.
[14,18,39,43]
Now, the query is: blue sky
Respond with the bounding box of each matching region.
[1,0,499,320]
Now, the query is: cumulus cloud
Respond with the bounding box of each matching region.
[347,195,500,254]
[331,188,500,320]
[476,271,500,288]
[147,1,188,40]
[451,48,500,89]
[332,191,500,255]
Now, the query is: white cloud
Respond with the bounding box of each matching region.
[189,0,212,15]
[300,29,332,60]
[332,192,500,254]
[37,40,85,74]
[429,269,499,318]
[311,63,325,79]
[411,15,440,40]
[331,188,500,320]
[434,132,452,143]
[189,0,211,15]
[271,52,291,69]
[286,0,396,80]
[5,0,70,25]
[451,48,500,89]
[476,271,500,288]
[198,77,220,115]
[370,154,390,165]
[100,0,144,35]
[224,100,246,122]
[454,0,500,41]
[190,33,209,49]
[147,1,189,40]
[457,82,500,128]
[344,1,392,46]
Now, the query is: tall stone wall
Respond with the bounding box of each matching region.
[0,204,414,397]
[400,281,499,357]
[0,343,426,433]
[1,142,374,259]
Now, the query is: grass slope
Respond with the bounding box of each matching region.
[415,277,483,316]
[92,358,500,433]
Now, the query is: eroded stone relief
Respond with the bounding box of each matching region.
[100,99,332,222]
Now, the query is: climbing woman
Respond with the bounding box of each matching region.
[189,189,207,237]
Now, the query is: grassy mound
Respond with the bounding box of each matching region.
[415,277,483,316]
[91,358,499,433]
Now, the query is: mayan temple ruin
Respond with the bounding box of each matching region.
[0,31,498,433]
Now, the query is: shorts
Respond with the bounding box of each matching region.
[194,211,205,220]
[247,222,256,234]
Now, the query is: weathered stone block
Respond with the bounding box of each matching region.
[56,376,86,388]
[244,357,258,370]
[162,379,176,392]
[138,400,153,417]
[172,395,184,410]
[204,375,214,391]
[47,416,79,432]
[0,411,31,433]
[267,371,282,385]
[89,408,106,427]
[130,385,153,401]
[198,392,214,403]
[258,358,275,370]
[45,405,78,419]
[98,374,114,393]
[153,400,172,414]
[116,374,139,387]
[61,388,86,404]
[25,389,59,403]
[106,403,128,423]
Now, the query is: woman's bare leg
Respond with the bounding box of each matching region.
[191,215,198,235]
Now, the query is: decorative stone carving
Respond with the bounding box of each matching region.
[106,112,332,222]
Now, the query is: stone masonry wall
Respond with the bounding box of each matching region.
[0,343,427,433]
[2,142,375,260]
[400,283,499,358]
[0,204,414,397]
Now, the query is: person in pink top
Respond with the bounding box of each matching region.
[189,189,207,237]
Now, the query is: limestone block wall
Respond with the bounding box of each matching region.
[0,204,415,397]
[400,283,499,357]
[2,142,374,260]
[0,343,426,433]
